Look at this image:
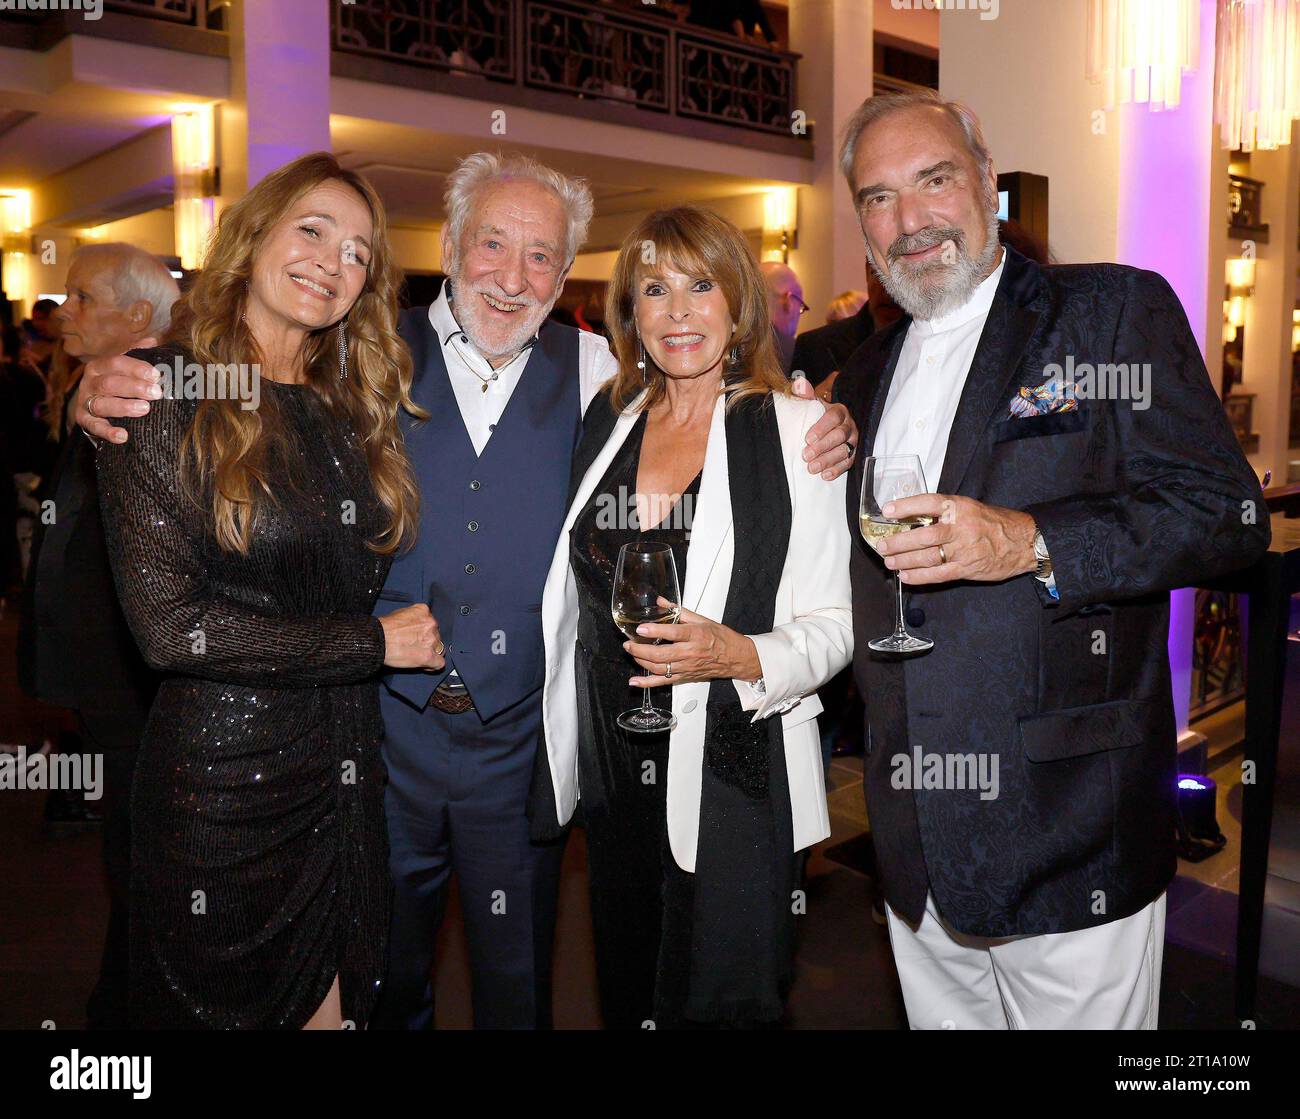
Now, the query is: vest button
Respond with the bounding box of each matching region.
[469,480,481,491]
[467,521,479,532]
[459,605,471,616]
[906,606,926,628]
[465,563,476,575]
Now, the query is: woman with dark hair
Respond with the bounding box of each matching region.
[94,152,443,1029]
[537,206,853,1028]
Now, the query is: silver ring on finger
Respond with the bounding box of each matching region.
[937,543,948,565]
[84,394,99,419]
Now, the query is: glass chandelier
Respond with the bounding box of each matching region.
[1087,0,1202,111]
[1215,0,1300,151]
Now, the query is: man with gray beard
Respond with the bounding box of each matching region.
[835,90,1268,1029]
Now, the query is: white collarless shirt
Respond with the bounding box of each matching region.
[872,252,1005,489]
[427,284,618,455]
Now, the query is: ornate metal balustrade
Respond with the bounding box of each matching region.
[105,0,200,24]
[331,0,801,138]
[334,0,516,81]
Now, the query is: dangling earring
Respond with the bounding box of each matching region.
[728,344,740,370]
[336,320,349,380]
[637,338,647,386]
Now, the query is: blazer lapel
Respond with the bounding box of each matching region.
[843,321,909,557]
[564,397,644,540]
[682,395,732,614]
[935,284,1042,496]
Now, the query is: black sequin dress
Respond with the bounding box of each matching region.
[570,412,704,1029]
[96,347,392,1029]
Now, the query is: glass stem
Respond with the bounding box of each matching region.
[893,571,909,637]
[641,682,654,716]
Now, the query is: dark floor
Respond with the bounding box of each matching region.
[2,597,1297,1030]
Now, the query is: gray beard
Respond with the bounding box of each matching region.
[869,208,1001,322]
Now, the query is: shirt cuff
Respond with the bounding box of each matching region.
[1034,570,1060,603]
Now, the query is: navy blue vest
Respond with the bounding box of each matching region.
[380,306,582,722]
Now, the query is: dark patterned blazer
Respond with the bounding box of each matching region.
[836,246,1270,937]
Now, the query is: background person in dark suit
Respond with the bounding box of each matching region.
[17,242,178,1027]
[835,89,1270,1029]
[791,262,878,392]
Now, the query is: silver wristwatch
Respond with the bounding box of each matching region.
[1032,529,1053,583]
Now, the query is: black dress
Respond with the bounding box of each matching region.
[570,412,704,1029]
[96,346,392,1029]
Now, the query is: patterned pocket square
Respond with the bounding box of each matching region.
[1008,377,1079,418]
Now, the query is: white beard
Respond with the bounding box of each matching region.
[448,275,554,361]
[870,207,1001,322]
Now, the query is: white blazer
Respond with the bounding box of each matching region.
[539,390,854,873]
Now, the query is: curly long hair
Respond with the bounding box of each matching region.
[167,152,424,555]
[603,205,789,414]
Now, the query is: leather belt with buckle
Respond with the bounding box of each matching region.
[430,683,475,715]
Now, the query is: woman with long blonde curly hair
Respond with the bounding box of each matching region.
[95,152,444,1030]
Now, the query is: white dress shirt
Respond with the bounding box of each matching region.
[872,252,1005,488]
[427,284,617,455]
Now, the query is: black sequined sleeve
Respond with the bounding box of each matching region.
[96,396,387,688]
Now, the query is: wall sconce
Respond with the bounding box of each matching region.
[1225,255,1256,290]
[1,188,33,306]
[761,188,797,264]
[1292,307,1300,352]
[172,105,217,271]
[1222,255,1255,343]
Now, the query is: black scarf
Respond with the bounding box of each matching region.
[685,393,795,1024]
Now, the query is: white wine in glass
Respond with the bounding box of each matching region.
[612,541,681,733]
[860,454,935,654]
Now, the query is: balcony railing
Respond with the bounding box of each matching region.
[332,0,801,137]
[105,0,201,24]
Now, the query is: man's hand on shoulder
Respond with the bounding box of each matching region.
[76,340,163,444]
[791,374,858,481]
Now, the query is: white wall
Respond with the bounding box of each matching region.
[940,0,1122,267]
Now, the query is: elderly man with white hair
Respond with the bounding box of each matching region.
[19,241,179,1028]
[74,151,857,1029]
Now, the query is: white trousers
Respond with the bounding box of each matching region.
[885,891,1166,1030]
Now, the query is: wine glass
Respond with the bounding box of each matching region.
[612,541,681,733]
[860,454,935,654]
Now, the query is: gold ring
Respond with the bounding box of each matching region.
[84,394,99,419]
[665,663,672,679]
[938,544,948,565]
[435,642,445,657]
